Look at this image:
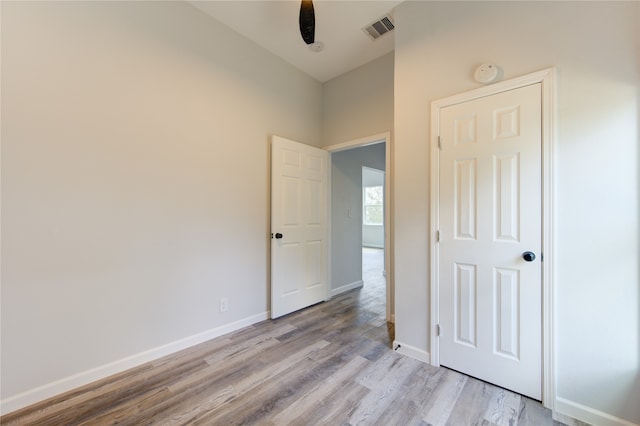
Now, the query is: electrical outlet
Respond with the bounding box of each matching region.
[219,297,228,313]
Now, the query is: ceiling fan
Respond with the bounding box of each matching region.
[299,0,324,52]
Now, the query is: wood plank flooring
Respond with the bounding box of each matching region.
[2,249,573,425]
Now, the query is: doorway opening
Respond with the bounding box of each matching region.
[326,132,392,323]
[362,166,386,313]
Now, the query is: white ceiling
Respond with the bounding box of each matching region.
[188,1,403,83]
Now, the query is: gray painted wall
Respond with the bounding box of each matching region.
[322,52,394,147]
[1,1,322,407]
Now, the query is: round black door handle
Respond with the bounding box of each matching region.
[522,251,536,262]
[275,233,283,239]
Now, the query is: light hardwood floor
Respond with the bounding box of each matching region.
[2,249,571,425]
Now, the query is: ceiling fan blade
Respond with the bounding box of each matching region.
[299,0,315,45]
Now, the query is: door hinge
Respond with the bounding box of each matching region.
[438,136,442,149]
[436,230,440,242]
[436,324,441,336]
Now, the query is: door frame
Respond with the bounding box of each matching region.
[326,132,393,323]
[429,68,555,407]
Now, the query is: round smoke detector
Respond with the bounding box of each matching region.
[474,63,500,84]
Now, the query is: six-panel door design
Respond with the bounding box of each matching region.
[271,136,328,319]
[438,84,543,400]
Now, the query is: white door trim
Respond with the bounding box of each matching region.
[429,68,555,408]
[325,132,393,323]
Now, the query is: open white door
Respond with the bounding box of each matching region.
[438,83,542,399]
[271,136,328,319]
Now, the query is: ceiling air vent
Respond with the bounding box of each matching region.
[362,14,395,41]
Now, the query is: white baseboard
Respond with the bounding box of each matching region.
[554,397,638,426]
[330,280,363,297]
[392,340,430,363]
[0,311,268,416]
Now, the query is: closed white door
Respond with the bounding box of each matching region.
[271,136,328,319]
[438,83,542,399]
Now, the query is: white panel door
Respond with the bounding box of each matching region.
[271,136,328,319]
[439,83,542,399]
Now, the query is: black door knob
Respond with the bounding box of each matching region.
[522,251,536,262]
[275,233,283,239]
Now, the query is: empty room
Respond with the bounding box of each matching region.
[1,1,638,425]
